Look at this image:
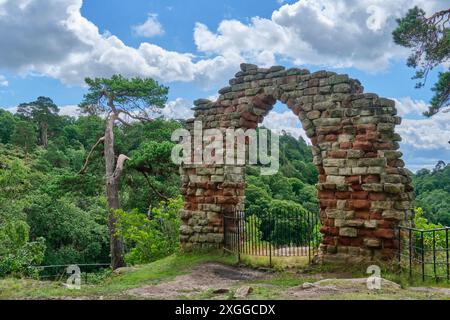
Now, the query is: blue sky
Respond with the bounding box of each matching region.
[0,0,448,171]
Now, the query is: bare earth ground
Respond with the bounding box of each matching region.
[126,262,450,300]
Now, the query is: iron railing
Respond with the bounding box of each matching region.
[398,226,450,282]
[223,210,320,266]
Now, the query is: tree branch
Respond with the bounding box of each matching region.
[113,154,130,180]
[78,136,105,174]
[141,171,169,201]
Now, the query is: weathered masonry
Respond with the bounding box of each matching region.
[179,63,414,264]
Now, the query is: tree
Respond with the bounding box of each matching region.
[79,75,168,269]
[393,7,449,116]
[17,97,59,148]
[11,120,37,159]
[0,109,16,144]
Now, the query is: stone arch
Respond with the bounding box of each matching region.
[180,63,414,263]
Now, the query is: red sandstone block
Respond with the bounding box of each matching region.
[340,142,352,149]
[377,220,394,229]
[252,96,268,109]
[319,199,337,209]
[374,228,395,239]
[374,142,394,150]
[354,211,371,219]
[350,238,364,246]
[241,111,259,122]
[335,191,351,199]
[366,131,379,141]
[346,176,361,184]
[329,150,347,158]
[369,193,386,201]
[239,118,257,129]
[325,134,338,142]
[318,191,336,199]
[351,184,363,191]
[357,124,377,132]
[365,152,378,158]
[354,141,373,151]
[224,106,236,113]
[351,191,368,199]
[382,239,398,249]
[362,175,380,183]
[349,199,371,210]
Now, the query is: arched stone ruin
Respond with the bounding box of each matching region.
[179,63,414,264]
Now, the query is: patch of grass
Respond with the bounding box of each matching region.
[0,251,237,300]
[239,254,309,270]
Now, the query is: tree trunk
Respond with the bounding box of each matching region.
[41,122,48,149]
[104,113,125,270]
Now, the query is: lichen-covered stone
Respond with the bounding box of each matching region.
[180,64,412,264]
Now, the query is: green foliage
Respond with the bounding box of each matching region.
[116,197,183,265]
[413,208,446,248]
[0,109,16,144]
[393,7,449,116]
[25,194,109,265]
[80,75,169,115]
[413,163,450,226]
[11,120,37,154]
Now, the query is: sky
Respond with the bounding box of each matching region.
[0,0,448,171]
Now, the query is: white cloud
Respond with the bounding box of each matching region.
[161,98,194,120]
[0,0,239,87]
[58,105,80,117]
[397,112,450,151]
[0,75,8,86]
[262,110,310,143]
[392,97,429,117]
[132,13,164,38]
[0,0,447,88]
[194,0,447,71]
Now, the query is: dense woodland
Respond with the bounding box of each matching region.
[0,94,448,277]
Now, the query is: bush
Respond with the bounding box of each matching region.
[116,197,183,265]
[0,220,46,277]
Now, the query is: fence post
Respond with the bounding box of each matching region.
[409,229,412,279]
[446,227,449,282]
[433,230,437,282]
[421,231,425,282]
[237,211,241,264]
[397,227,401,265]
[269,213,272,268]
[223,214,227,256]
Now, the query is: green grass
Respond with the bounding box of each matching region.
[2,251,450,300]
[0,251,236,300]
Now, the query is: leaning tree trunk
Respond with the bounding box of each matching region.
[104,114,125,270]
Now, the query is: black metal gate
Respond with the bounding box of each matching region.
[223,210,320,266]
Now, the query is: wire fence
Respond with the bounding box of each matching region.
[398,226,450,282]
[223,210,321,267]
[29,263,111,285]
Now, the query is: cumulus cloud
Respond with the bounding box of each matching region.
[0,75,8,86]
[392,97,429,117]
[397,112,450,151]
[160,98,194,120]
[0,0,239,87]
[0,0,447,88]
[132,13,164,38]
[194,0,447,71]
[262,110,310,143]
